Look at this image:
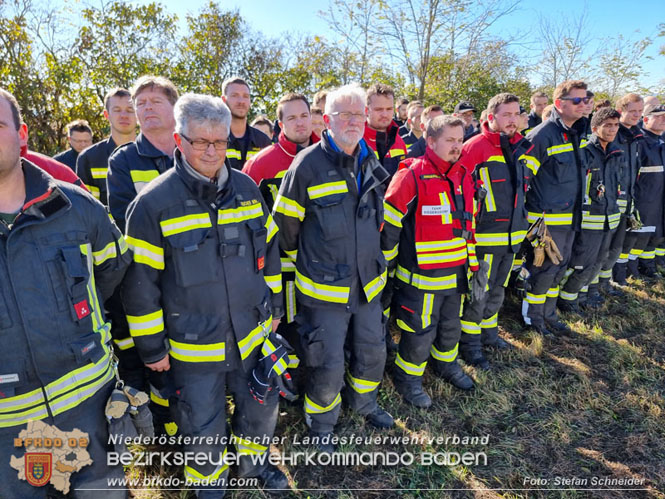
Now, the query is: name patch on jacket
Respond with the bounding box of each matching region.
[422,205,451,216]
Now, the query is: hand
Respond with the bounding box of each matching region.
[146,355,170,372]
[271,318,281,333]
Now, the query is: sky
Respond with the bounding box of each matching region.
[139,0,664,89]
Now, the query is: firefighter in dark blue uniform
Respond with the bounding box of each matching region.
[122,94,289,495]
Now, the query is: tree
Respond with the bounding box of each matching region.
[594,35,652,100]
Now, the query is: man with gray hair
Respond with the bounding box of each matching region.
[122,93,289,494]
[274,83,394,452]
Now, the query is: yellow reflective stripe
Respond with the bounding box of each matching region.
[274,194,306,221]
[48,364,114,418]
[218,203,263,224]
[285,249,297,261]
[479,167,496,212]
[232,433,268,455]
[264,273,283,293]
[438,191,453,224]
[363,269,387,302]
[430,343,458,362]
[475,233,508,245]
[0,383,45,414]
[79,244,108,342]
[581,211,606,230]
[307,181,348,199]
[90,168,108,179]
[396,319,415,332]
[638,165,664,173]
[547,143,574,155]
[238,318,271,360]
[304,393,342,414]
[281,257,296,272]
[520,154,540,175]
[160,213,212,237]
[584,172,592,204]
[130,169,160,184]
[525,292,546,304]
[395,353,426,376]
[415,238,467,252]
[184,449,228,483]
[113,337,135,351]
[127,309,165,337]
[547,286,559,298]
[44,352,113,405]
[383,201,404,228]
[226,149,241,159]
[395,265,457,291]
[421,293,433,328]
[265,213,279,243]
[461,320,481,335]
[87,185,101,199]
[150,391,169,407]
[345,373,380,394]
[295,270,350,304]
[92,241,117,266]
[383,243,399,262]
[288,354,300,368]
[527,212,573,226]
[126,236,164,270]
[389,148,406,158]
[0,403,49,427]
[285,281,297,323]
[417,248,468,265]
[481,313,498,328]
[169,339,226,362]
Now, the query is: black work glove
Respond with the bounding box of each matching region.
[249,333,298,404]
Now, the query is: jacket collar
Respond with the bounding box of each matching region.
[424,147,456,176]
[136,132,173,159]
[480,121,524,147]
[639,125,663,142]
[617,123,643,143]
[320,130,389,187]
[277,131,320,157]
[588,134,622,158]
[12,159,71,227]
[363,120,400,145]
[174,149,229,204]
[548,106,588,139]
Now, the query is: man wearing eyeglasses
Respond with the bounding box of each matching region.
[53,119,94,170]
[273,84,394,453]
[522,80,590,337]
[122,93,289,495]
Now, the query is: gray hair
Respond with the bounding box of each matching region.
[174,93,231,136]
[324,84,366,115]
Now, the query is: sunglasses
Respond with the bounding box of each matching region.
[560,96,591,105]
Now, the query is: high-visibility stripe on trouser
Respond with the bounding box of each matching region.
[599,268,613,279]
[421,293,434,328]
[346,373,380,394]
[285,280,297,324]
[395,353,427,376]
[461,320,481,335]
[430,343,458,363]
[522,292,545,326]
[184,448,229,485]
[481,313,498,329]
[559,289,578,301]
[617,253,629,264]
[629,248,643,260]
[232,434,268,456]
[547,287,559,298]
[639,250,655,260]
[656,248,665,257]
[304,393,342,414]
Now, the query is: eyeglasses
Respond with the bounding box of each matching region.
[560,97,591,105]
[180,134,228,151]
[328,111,367,121]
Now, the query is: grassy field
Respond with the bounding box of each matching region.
[129,276,665,498]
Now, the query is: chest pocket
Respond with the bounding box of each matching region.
[42,231,93,324]
[162,208,219,288]
[308,180,349,241]
[417,177,455,240]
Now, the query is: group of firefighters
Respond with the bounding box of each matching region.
[0,73,663,497]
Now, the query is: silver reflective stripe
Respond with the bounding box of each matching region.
[45,356,110,400]
[49,365,114,416]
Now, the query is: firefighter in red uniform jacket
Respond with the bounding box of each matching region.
[363,83,407,176]
[243,93,319,376]
[382,116,479,408]
[458,94,539,369]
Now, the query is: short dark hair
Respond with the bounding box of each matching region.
[427,115,465,141]
[396,97,409,108]
[487,93,520,115]
[530,91,548,105]
[250,116,273,134]
[421,105,443,122]
[277,92,310,121]
[131,75,179,105]
[311,107,323,116]
[0,88,22,130]
[591,107,620,129]
[586,90,595,98]
[104,87,131,111]
[553,80,587,101]
[67,119,92,136]
[594,99,611,111]
[222,77,250,96]
[367,83,395,105]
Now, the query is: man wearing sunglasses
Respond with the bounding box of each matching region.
[522,80,590,337]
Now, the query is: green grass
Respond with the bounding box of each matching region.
[129,277,665,498]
